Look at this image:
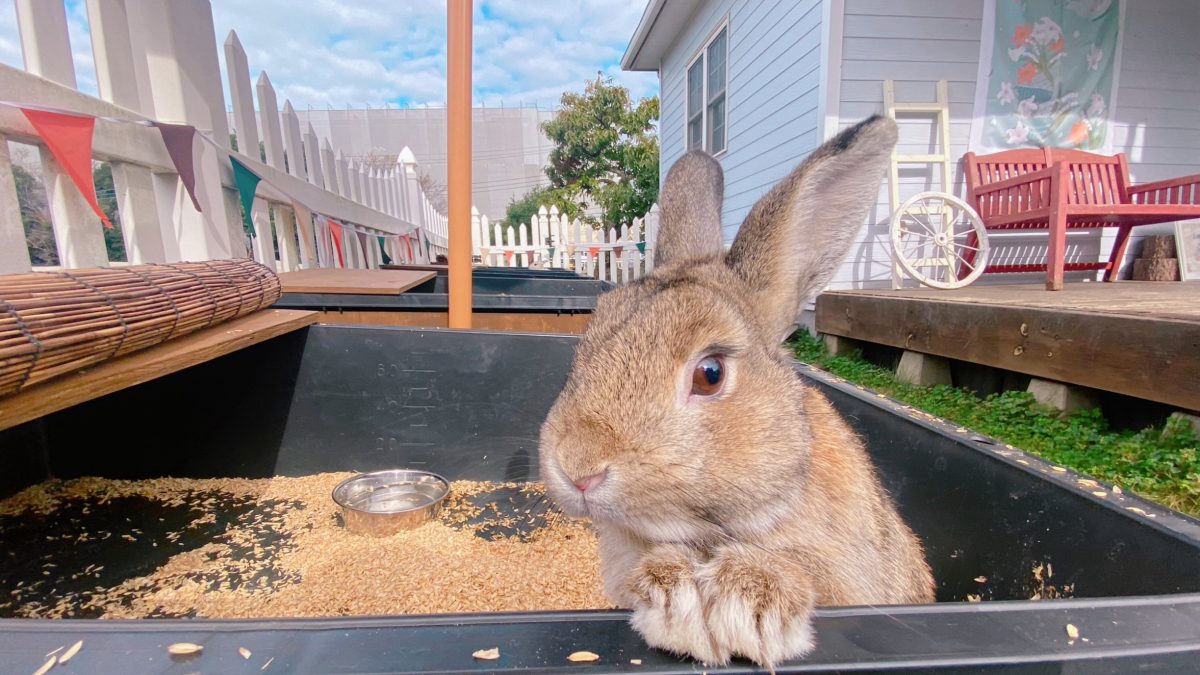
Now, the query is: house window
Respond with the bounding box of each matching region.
[685,23,728,155]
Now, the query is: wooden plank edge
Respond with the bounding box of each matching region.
[0,309,318,432]
[815,294,1200,411]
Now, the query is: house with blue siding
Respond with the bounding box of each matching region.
[622,0,1200,292]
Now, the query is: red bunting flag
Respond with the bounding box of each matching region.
[588,246,600,257]
[613,245,624,257]
[503,249,515,263]
[328,219,346,267]
[479,247,491,260]
[20,108,114,229]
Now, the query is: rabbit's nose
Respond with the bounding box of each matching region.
[573,469,608,493]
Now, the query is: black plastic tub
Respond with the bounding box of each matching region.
[273,271,615,333]
[1,325,1198,673]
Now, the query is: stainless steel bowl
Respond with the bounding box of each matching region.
[331,470,450,536]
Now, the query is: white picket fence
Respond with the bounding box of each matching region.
[474,204,660,283]
[0,0,448,275]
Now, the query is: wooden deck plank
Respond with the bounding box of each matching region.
[0,309,318,432]
[828,282,1200,321]
[815,282,1200,411]
[277,269,436,295]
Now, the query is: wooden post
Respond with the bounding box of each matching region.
[130,0,239,259]
[226,31,275,270]
[447,0,472,328]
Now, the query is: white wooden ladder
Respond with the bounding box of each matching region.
[883,79,952,289]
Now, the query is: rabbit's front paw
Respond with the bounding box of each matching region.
[627,545,728,665]
[696,546,817,670]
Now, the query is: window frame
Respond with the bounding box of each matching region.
[683,18,729,157]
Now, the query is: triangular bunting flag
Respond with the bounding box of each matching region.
[480,247,491,260]
[355,230,369,263]
[613,245,624,257]
[20,108,114,229]
[230,156,261,236]
[567,244,576,255]
[152,122,203,213]
[588,246,600,257]
[549,246,556,259]
[503,249,515,263]
[328,219,346,267]
[403,234,414,261]
[378,236,392,265]
[636,241,647,254]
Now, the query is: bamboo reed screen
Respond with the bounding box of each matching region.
[0,259,281,397]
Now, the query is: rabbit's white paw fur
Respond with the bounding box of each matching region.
[628,544,816,669]
[696,546,816,669]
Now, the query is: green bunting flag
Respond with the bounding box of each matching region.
[548,246,556,259]
[636,241,646,254]
[378,236,392,265]
[230,156,261,236]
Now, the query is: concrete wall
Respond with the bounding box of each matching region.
[294,107,556,223]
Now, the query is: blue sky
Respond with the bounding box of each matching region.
[0,0,659,110]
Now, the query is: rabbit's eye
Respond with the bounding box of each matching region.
[691,355,725,396]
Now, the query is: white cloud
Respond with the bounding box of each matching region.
[0,0,658,111]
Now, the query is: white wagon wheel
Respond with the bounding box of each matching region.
[891,191,989,289]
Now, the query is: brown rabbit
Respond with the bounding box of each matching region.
[538,115,935,670]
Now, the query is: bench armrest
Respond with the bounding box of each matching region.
[1128,175,1200,204]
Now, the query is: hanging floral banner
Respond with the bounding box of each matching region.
[20,108,114,229]
[971,0,1124,152]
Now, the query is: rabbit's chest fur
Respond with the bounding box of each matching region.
[595,385,934,609]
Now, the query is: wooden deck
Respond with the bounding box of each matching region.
[815,282,1200,411]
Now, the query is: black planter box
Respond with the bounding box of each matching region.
[1,326,1197,673]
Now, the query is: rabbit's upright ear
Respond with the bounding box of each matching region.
[726,115,897,342]
[654,150,726,267]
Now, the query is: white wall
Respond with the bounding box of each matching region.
[296,107,555,223]
[829,0,1200,290]
[659,0,825,242]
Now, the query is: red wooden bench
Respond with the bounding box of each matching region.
[962,148,1200,289]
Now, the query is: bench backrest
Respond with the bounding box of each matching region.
[964,147,1132,208]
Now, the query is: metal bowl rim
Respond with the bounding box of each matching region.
[330,469,451,516]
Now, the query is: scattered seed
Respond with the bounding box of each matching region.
[43,646,63,659]
[472,648,500,660]
[974,576,987,583]
[1112,485,1123,494]
[1051,466,1067,472]
[567,651,600,662]
[261,656,275,671]
[630,659,643,665]
[1065,623,1080,641]
[966,594,982,603]
[239,647,252,659]
[1092,491,1107,498]
[168,642,204,655]
[32,656,57,675]
[59,640,83,664]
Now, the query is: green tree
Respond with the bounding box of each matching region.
[503,185,575,234]
[540,74,659,227]
[93,162,128,262]
[13,163,57,266]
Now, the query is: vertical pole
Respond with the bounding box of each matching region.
[447,0,472,328]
